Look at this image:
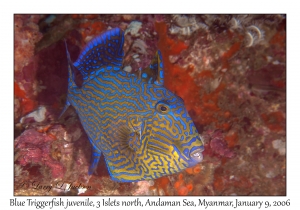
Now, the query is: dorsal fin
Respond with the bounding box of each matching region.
[73,28,125,81]
[140,50,164,86]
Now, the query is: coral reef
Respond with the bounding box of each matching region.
[14,14,286,195]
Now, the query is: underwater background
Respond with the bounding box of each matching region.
[14,14,286,195]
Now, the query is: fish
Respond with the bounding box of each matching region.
[62,28,204,182]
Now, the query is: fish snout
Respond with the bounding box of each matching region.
[190,148,204,163]
[185,134,205,163]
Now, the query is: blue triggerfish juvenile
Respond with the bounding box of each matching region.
[62,28,204,182]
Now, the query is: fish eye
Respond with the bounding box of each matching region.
[160,106,167,111]
[155,101,170,115]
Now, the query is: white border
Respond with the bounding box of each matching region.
[3,0,298,209]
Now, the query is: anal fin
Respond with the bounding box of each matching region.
[88,140,102,175]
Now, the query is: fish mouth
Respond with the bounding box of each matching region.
[190,148,204,163]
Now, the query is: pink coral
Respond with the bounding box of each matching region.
[15,129,65,178]
[204,130,236,158]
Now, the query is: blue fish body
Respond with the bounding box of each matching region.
[63,28,204,182]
